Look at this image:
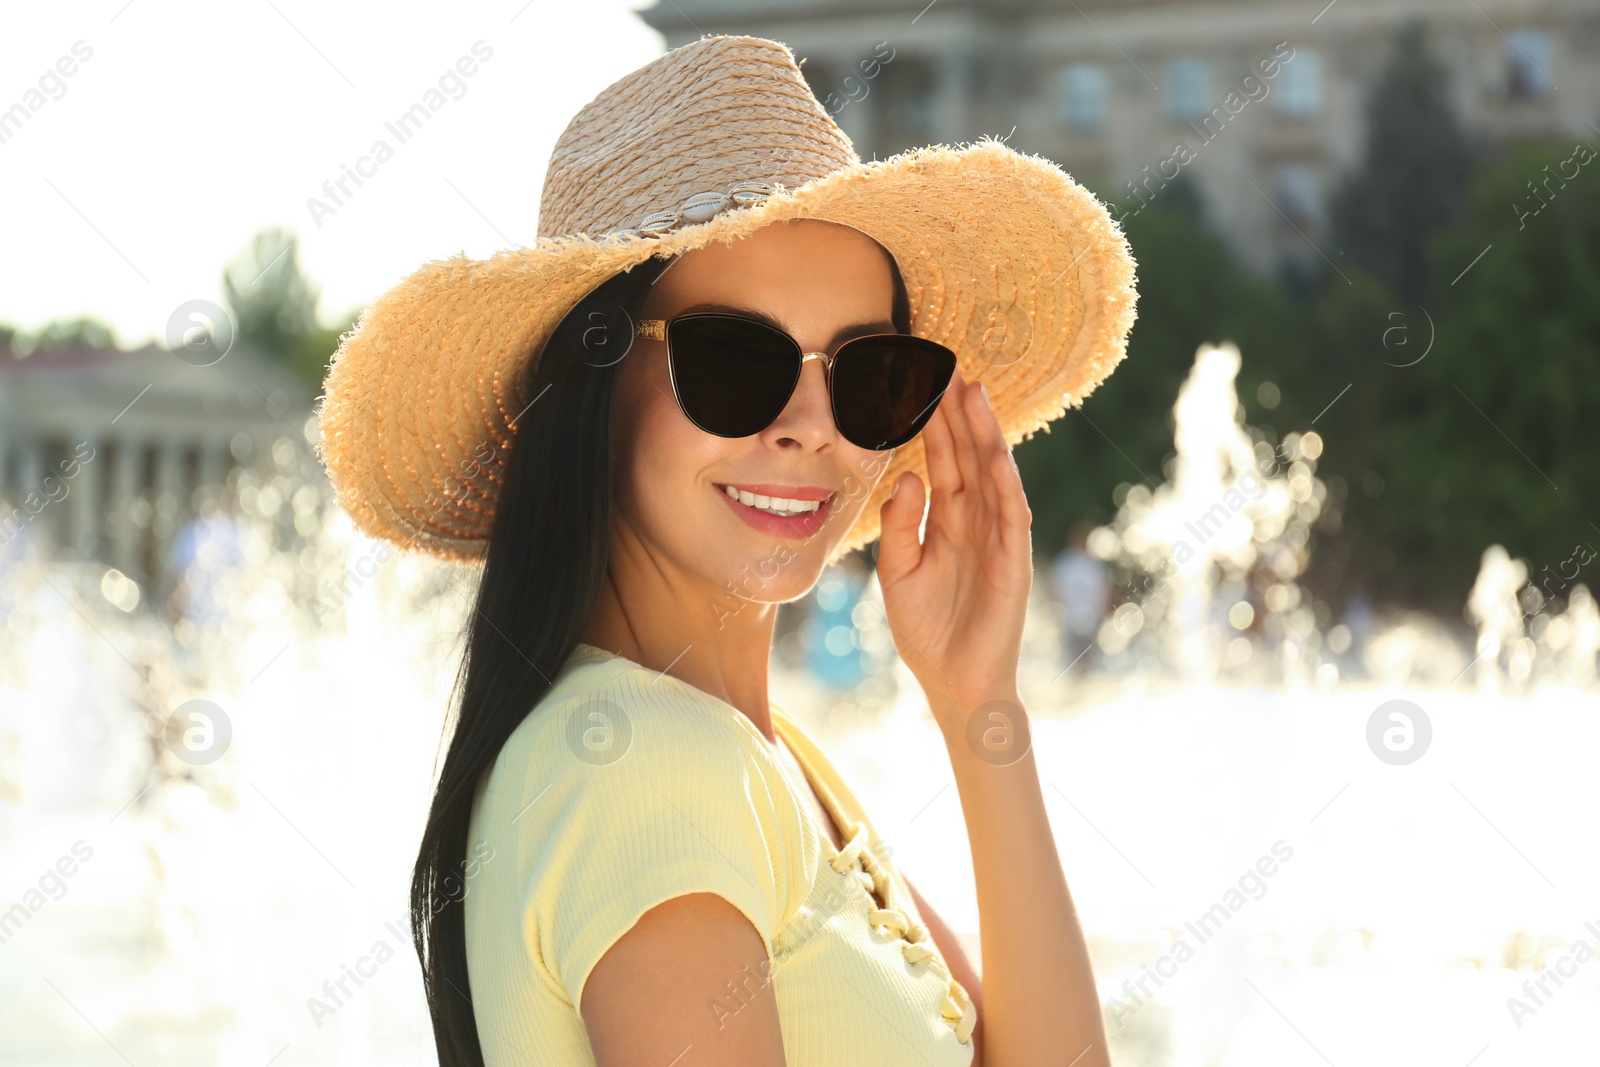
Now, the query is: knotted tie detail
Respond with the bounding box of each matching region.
[830,823,978,1046]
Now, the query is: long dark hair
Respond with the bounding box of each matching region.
[412,238,913,1066]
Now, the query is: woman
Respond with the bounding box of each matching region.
[316,33,1138,1067]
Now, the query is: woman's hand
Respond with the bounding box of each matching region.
[876,372,1034,731]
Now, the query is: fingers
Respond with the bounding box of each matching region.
[963,379,1006,515]
[965,374,1009,457]
[915,371,1017,539]
[941,373,985,499]
[876,470,926,585]
[991,446,1032,550]
[921,388,962,496]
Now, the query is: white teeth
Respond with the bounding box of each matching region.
[720,485,823,516]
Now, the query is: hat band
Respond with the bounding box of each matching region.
[601,180,776,243]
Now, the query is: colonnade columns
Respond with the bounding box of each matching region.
[1,443,45,550]
[68,432,103,559]
[0,439,13,548]
[109,435,145,578]
[14,442,42,508]
[152,437,186,582]
[198,437,231,509]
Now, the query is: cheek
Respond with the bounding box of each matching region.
[613,358,707,517]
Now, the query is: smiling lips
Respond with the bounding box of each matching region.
[715,482,835,538]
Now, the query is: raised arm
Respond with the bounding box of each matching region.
[928,697,1106,1067]
[876,372,1110,1067]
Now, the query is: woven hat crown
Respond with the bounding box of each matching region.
[537,36,860,240]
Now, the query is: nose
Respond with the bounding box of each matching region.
[759,357,837,451]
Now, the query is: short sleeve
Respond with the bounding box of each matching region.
[516,674,785,1010]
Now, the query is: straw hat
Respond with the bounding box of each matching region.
[315,33,1138,566]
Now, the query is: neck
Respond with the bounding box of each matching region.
[578,532,780,743]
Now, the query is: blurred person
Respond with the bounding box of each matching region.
[1342,591,1375,650]
[167,492,243,630]
[807,556,867,690]
[316,34,1137,1067]
[1051,521,1110,670]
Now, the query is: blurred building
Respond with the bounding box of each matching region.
[0,344,311,592]
[638,0,1600,274]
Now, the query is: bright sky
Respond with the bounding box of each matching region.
[0,0,666,346]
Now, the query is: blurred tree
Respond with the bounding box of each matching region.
[1008,126,1592,620]
[1014,174,1316,567]
[1283,265,1408,610]
[1387,138,1598,611]
[1296,138,1598,615]
[288,313,359,393]
[222,227,327,388]
[8,315,119,357]
[1325,19,1476,305]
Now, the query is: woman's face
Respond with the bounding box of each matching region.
[611,219,899,610]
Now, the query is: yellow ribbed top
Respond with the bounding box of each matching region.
[463,641,976,1065]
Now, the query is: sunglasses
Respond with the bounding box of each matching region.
[634,312,958,451]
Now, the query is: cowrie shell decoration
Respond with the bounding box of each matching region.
[605,180,776,243]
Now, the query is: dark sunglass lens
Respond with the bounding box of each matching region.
[830,336,957,450]
[667,315,800,438]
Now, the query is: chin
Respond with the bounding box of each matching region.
[700,537,833,625]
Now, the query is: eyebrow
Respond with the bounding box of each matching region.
[670,302,899,350]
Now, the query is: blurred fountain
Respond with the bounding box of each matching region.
[1084,342,1329,688]
[0,422,462,1065]
[1358,609,1470,688]
[1465,544,1531,693]
[1464,543,1600,694]
[1540,583,1600,688]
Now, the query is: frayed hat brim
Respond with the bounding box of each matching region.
[315,136,1138,565]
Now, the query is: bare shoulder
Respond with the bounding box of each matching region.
[581,892,788,1067]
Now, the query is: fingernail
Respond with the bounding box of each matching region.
[979,381,990,402]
